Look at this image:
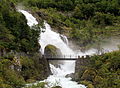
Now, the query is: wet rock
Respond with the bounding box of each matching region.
[81,69,97,82]
[80,81,94,88]
[65,73,75,78]
[52,86,62,88]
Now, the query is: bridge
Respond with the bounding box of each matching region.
[46,58,77,60]
[42,55,91,60]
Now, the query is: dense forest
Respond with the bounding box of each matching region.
[75,50,120,88]
[0,0,40,53]
[17,0,120,48]
[0,0,120,88]
[0,0,49,88]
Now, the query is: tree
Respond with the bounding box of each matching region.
[73,4,95,19]
[92,12,115,26]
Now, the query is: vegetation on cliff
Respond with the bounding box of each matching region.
[0,0,50,88]
[75,50,120,88]
[16,0,120,48]
[0,0,40,53]
[0,52,51,88]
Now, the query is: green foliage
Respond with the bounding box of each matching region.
[3,69,25,88]
[26,0,74,11]
[73,4,95,19]
[30,3,119,48]
[79,51,120,88]
[92,12,115,26]
[0,58,25,88]
[20,55,48,81]
[0,53,49,88]
[0,0,40,53]
[19,0,120,48]
[20,56,37,80]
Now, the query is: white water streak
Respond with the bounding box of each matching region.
[18,10,38,27]
[39,22,74,55]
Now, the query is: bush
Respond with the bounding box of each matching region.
[80,50,120,88]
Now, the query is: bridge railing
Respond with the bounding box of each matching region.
[44,54,92,59]
[44,55,77,58]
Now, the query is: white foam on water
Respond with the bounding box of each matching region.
[18,10,38,27]
[19,9,87,88]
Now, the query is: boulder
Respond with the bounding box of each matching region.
[44,45,62,58]
[81,69,97,82]
[66,73,75,78]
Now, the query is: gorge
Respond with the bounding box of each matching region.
[19,9,120,88]
[1,1,120,88]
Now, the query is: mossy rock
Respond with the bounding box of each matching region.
[81,69,97,82]
[77,66,88,79]
[94,75,103,84]
[88,84,94,88]
[80,81,94,88]
[26,79,36,83]
[80,80,92,86]
[44,45,62,57]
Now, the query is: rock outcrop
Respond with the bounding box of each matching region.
[44,45,62,58]
[73,56,92,81]
[7,51,51,81]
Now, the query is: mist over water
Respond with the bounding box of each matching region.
[19,9,120,88]
[99,36,120,52]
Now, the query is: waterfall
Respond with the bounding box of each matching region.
[39,21,74,56]
[19,9,87,88]
[18,10,38,27]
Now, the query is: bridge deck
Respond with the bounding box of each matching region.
[46,58,77,60]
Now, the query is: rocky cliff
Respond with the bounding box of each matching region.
[0,51,51,88]
[73,56,92,81]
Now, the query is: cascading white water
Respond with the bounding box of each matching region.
[18,10,38,27]
[19,10,87,88]
[60,34,69,45]
[39,22,74,56]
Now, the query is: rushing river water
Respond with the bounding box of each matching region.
[19,9,120,88]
